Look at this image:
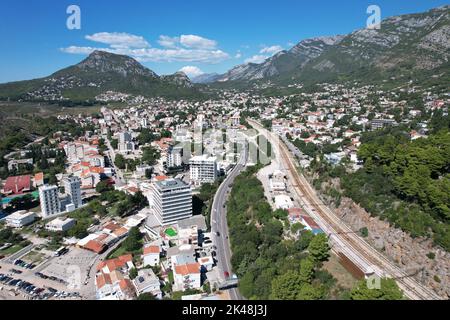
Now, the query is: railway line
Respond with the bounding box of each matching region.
[249,119,442,300]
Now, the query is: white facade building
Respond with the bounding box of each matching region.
[45,217,76,232]
[143,245,160,267]
[118,131,135,153]
[133,269,162,299]
[5,210,36,228]
[62,176,82,209]
[151,179,192,226]
[167,145,184,168]
[39,185,61,218]
[189,155,218,186]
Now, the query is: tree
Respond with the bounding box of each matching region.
[290,223,304,234]
[238,272,256,299]
[270,270,304,300]
[273,209,288,220]
[110,139,118,150]
[299,257,315,283]
[308,233,330,262]
[96,180,113,193]
[129,268,138,280]
[297,283,323,300]
[137,293,157,300]
[67,222,89,239]
[123,227,142,252]
[160,130,172,138]
[145,168,153,179]
[138,129,156,145]
[350,278,404,300]
[114,154,126,170]
[141,146,160,165]
[130,191,148,209]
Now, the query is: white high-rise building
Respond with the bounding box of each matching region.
[151,179,192,226]
[63,176,82,209]
[167,145,184,168]
[118,131,135,153]
[39,185,61,218]
[189,155,218,186]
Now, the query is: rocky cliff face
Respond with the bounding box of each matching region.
[335,197,450,299]
[216,5,450,85]
[75,50,158,78]
[216,36,343,82]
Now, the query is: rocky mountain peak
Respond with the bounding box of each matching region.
[77,50,157,78]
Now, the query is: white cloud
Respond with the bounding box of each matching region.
[61,46,100,54]
[85,32,150,48]
[158,35,179,48]
[180,35,217,49]
[179,66,204,78]
[61,46,230,64]
[259,45,283,55]
[235,51,242,59]
[61,32,230,64]
[245,55,268,64]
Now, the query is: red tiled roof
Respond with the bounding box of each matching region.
[3,175,31,195]
[113,227,129,237]
[174,263,200,276]
[99,254,133,273]
[143,245,160,255]
[103,222,121,232]
[301,215,321,230]
[84,240,106,254]
[96,273,112,289]
[90,167,104,174]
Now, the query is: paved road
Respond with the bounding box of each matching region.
[211,140,248,301]
[104,136,126,187]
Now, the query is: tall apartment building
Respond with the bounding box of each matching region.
[189,155,218,186]
[167,145,184,168]
[62,176,82,209]
[151,179,192,226]
[118,131,135,153]
[39,185,61,218]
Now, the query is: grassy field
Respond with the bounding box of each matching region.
[323,253,359,290]
[0,101,105,116]
[21,250,46,264]
[0,244,25,256]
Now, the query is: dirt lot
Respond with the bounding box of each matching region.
[323,253,359,290]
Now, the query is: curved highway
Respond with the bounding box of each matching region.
[211,140,248,300]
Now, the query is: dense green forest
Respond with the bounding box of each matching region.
[227,165,343,300]
[0,115,90,179]
[342,128,450,250]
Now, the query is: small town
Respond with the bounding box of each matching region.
[0,1,449,308]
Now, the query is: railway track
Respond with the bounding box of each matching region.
[249,119,442,300]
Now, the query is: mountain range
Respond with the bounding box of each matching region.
[0,50,200,102]
[211,5,450,87]
[0,5,448,102]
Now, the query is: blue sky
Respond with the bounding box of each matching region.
[0,0,448,83]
